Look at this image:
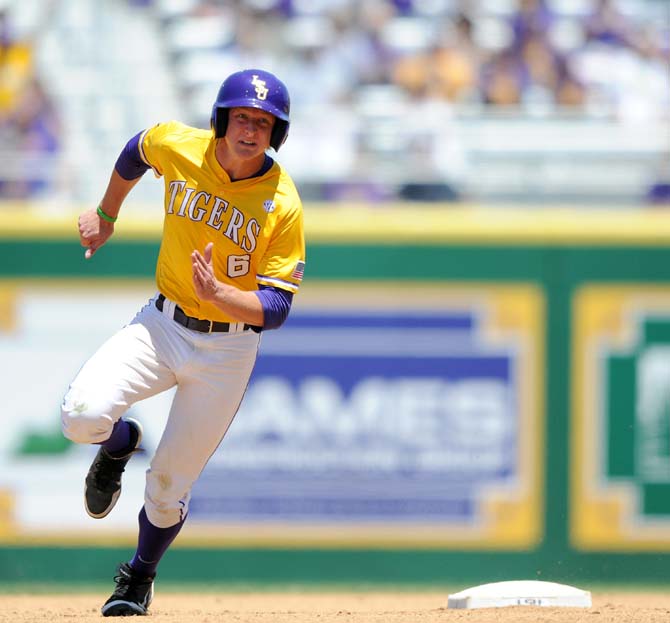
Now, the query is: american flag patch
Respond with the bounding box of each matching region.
[291,260,305,280]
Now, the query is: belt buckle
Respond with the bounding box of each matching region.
[207,319,213,334]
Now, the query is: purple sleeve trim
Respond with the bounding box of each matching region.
[114,131,151,180]
[254,285,293,330]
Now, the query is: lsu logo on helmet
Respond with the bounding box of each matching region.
[251,75,268,100]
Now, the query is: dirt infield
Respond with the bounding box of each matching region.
[0,591,668,622]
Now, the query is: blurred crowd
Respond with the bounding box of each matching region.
[156,0,668,202]
[0,9,61,199]
[162,0,669,120]
[0,0,668,201]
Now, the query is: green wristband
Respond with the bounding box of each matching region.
[96,204,118,223]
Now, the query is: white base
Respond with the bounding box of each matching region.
[447,580,592,609]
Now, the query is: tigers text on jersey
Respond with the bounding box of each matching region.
[138,121,305,323]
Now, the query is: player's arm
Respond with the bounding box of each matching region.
[79,132,150,259]
[191,242,293,329]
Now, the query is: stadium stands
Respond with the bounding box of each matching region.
[0,0,668,205]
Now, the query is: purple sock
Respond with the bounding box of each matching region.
[130,506,185,577]
[100,419,131,455]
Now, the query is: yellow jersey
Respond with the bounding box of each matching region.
[138,121,305,322]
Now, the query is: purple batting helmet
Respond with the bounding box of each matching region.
[211,69,291,151]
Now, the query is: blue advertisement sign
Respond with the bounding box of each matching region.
[190,299,534,539]
[0,282,541,549]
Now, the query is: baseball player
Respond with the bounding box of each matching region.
[61,69,305,617]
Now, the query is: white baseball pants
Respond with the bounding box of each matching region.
[61,294,261,528]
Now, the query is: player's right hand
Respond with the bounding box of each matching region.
[78,208,115,259]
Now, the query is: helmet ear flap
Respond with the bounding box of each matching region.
[270,119,289,151]
[211,107,229,138]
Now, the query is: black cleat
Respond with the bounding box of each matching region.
[101,562,154,617]
[84,418,143,519]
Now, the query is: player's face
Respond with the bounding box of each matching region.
[225,107,275,160]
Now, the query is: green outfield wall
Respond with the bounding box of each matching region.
[1,205,670,586]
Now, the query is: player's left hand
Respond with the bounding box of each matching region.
[192,242,219,301]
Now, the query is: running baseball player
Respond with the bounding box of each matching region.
[61,69,305,617]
